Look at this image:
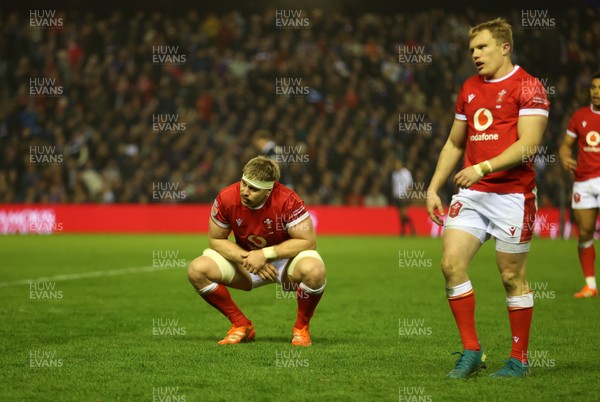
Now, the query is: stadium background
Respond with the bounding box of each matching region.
[2,1,600,402]
[1,0,599,237]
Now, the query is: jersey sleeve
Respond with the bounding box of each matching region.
[454,85,467,121]
[283,192,310,230]
[210,194,230,228]
[519,78,550,117]
[565,112,579,138]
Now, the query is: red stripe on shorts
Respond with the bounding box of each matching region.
[520,191,537,243]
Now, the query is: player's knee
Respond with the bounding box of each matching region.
[187,257,212,283]
[296,258,326,287]
[500,270,521,291]
[440,254,466,279]
[578,228,594,242]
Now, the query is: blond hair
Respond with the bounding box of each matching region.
[242,156,281,182]
[469,17,513,52]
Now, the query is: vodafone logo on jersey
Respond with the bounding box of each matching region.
[470,108,499,142]
[473,108,493,131]
[585,131,600,147]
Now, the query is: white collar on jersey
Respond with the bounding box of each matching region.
[483,65,520,83]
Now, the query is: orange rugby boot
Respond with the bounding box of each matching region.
[574,285,598,298]
[218,324,255,345]
[292,325,312,347]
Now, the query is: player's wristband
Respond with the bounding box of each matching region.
[473,164,484,178]
[474,160,493,177]
[481,160,493,175]
[263,246,277,260]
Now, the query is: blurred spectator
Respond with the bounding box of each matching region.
[364,182,388,207]
[391,159,416,236]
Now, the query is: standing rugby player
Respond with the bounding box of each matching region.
[559,71,600,298]
[427,18,550,378]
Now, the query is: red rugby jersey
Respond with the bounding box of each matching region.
[211,182,310,251]
[455,65,550,193]
[566,104,600,182]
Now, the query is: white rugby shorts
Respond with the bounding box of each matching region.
[572,177,600,209]
[444,188,537,252]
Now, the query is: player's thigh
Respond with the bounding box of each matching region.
[228,263,253,291]
[442,189,488,272]
[442,228,483,272]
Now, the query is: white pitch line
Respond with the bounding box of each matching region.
[0,266,160,288]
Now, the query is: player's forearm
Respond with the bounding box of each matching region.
[266,238,315,260]
[484,116,547,173]
[487,135,542,173]
[428,142,465,193]
[208,238,246,264]
[558,142,572,162]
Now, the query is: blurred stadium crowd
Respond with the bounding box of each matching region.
[0,5,598,206]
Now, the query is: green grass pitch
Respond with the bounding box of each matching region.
[1,234,599,401]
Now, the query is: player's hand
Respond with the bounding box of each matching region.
[454,166,483,189]
[426,190,444,226]
[560,156,577,175]
[241,249,267,273]
[256,263,278,282]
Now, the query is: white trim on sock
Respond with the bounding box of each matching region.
[299,280,326,295]
[446,281,473,298]
[579,240,594,248]
[507,292,534,308]
[197,282,218,295]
